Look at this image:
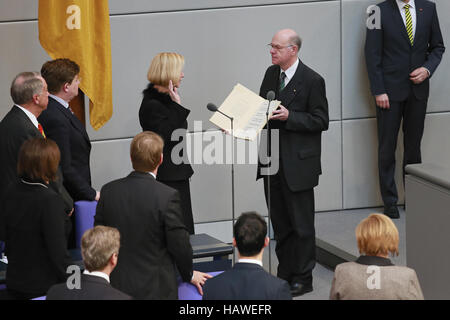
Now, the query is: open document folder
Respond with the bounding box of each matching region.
[209,83,280,141]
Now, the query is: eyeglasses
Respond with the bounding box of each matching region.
[267,43,294,51]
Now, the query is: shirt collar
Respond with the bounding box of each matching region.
[148,172,156,179]
[83,270,110,283]
[355,255,394,267]
[397,0,415,10]
[281,58,299,82]
[238,259,263,267]
[49,94,70,109]
[15,104,38,128]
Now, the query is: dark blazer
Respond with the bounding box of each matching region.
[365,0,445,101]
[38,96,96,201]
[46,274,132,300]
[0,105,73,212]
[203,262,292,300]
[139,84,194,181]
[0,180,71,296]
[0,106,42,199]
[95,171,193,299]
[257,61,329,192]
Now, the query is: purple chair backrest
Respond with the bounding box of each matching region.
[74,201,98,248]
[178,271,223,300]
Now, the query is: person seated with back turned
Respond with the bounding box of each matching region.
[47,226,131,300]
[330,213,424,300]
[203,212,292,300]
[0,138,71,300]
[94,131,211,299]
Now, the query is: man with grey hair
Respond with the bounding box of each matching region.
[257,29,329,297]
[46,226,131,300]
[0,72,73,211]
[0,72,49,200]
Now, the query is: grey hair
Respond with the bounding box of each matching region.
[10,72,43,105]
[289,34,302,52]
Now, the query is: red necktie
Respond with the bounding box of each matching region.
[38,123,46,138]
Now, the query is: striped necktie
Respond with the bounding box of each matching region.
[404,4,414,46]
[38,123,46,138]
[279,72,287,92]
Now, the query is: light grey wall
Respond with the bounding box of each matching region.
[1,1,449,231]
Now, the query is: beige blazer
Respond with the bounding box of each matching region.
[330,258,424,300]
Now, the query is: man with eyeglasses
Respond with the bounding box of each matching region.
[257,29,329,297]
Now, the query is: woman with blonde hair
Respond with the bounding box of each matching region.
[138,52,194,234]
[329,213,424,300]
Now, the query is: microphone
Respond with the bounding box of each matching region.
[207,102,218,112]
[266,90,275,116]
[206,102,232,120]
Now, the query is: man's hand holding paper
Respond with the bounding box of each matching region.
[209,83,280,140]
[270,105,289,121]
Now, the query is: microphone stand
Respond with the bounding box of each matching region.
[209,108,236,265]
[265,99,273,275]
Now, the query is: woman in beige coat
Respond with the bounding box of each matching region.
[330,213,424,300]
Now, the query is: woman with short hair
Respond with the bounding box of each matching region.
[329,213,424,300]
[138,52,195,234]
[0,138,70,299]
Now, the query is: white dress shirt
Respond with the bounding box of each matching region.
[49,94,70,109]
[83,270,110,283]
[396,0,416,40]
[281,58,299,87]
[238,258,263,267]
[15,104,38,129]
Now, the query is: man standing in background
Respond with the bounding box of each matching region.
[365,0,445,219]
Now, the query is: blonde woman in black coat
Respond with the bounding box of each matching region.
[139,52,194,234]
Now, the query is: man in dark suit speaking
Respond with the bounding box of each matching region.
[203,212,292,300]
[257,29,329,296]
[365,0,445,218]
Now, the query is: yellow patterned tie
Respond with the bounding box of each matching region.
[404,4,414,46]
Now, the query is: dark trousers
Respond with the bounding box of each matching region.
[158,179,195,234]
[264,164,316,285]
[376,93,427,207]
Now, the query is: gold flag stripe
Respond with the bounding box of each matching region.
[38,0,113,130]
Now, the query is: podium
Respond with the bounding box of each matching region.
[405,163,450,300]
[69,233,232,273]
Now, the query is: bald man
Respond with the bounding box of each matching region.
[257,29,329,297]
